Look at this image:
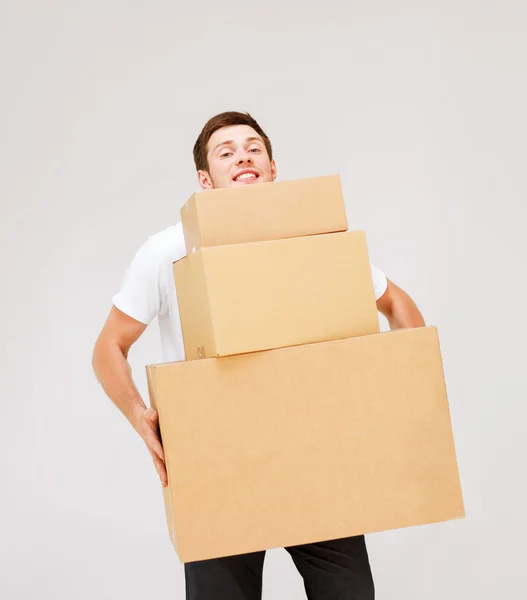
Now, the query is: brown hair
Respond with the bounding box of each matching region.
[193,111,273,172]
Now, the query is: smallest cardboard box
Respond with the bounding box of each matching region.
[180,174,348,254]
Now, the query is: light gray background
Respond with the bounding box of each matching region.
[1,1,526,598]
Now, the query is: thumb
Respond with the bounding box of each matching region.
[144,407,158,425]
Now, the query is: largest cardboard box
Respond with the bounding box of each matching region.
[147,326,465,563]
[174,230,380,360]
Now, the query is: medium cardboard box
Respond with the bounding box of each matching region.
[180,175,347,254]
[174,230,379,360]
[146,326,465,563]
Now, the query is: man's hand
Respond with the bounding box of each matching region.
[136,407,168,487]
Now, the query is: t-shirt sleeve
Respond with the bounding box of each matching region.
[112,239,161,325]
[370,263,388,301]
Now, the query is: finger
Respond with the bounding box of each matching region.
[144,407,158,426]
[149,448,168,487]
[144,427,165,462]
[141,408,165,461]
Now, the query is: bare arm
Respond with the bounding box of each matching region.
[376,279,425,330]
[92,306,167,486]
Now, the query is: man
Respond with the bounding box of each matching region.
[92,111,425,600]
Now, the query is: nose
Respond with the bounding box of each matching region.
[236,152,253,165]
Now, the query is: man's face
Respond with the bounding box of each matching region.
[198,125,277,190]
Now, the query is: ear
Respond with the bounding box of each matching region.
[197,170,213,190]
[270,160,277,181]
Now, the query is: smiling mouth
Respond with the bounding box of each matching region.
[233,172,259,182]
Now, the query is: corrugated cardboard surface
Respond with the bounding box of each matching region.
[174,231,379,360]
[180,175,348,254]
[147,327,465,563]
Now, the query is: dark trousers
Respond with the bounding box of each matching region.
[185,535,375,599]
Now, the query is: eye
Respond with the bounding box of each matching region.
[220,151,233,158]
[249,148,261,153]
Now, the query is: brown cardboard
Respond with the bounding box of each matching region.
[180,175,348,254]
[146,326,465,563]
[174,230,380,360]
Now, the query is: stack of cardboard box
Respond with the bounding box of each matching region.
[146,175,465,563]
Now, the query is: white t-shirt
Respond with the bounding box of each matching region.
[112,224,388,363]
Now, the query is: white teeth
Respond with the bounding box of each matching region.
[236,173,256,181]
